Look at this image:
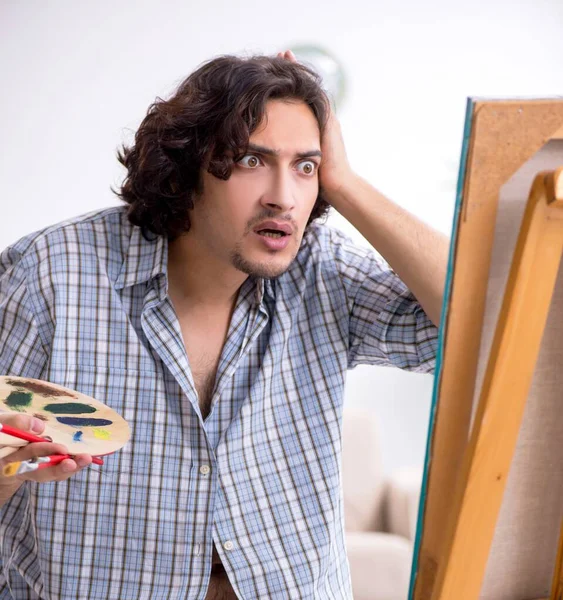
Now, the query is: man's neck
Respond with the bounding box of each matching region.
[167,235,247,312]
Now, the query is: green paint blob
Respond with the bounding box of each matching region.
[43,402,97,415]
[4,391,32,410]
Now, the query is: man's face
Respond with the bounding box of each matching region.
[188,99,322,279]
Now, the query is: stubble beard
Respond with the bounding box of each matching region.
[229,239,299,280]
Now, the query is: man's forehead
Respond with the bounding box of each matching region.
[252,99,319,131]
[249,101,321,158]
[245,142,322,160]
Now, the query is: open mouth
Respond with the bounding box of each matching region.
[256,229,289,239]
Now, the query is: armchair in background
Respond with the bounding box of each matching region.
[342,406,423,600]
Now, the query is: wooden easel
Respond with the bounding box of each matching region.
[427,167,563,599]
[410,100,563,600]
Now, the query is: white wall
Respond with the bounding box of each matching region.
[2,0,562,474]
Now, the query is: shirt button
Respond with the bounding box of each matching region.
[223,540,234,551]
[199,465,210,475]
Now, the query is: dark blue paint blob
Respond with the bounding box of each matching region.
[72,431,83,442]
[56,417,113,428]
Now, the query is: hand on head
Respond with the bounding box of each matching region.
[277,50,297,63]
[276,49,351,198]
[0,413,92,488]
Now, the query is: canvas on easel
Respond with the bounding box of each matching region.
[409,98,563,600]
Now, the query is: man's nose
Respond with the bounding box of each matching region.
[260,171,295,212]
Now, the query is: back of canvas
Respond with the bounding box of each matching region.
[476,139,563,599]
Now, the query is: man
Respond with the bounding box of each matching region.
[0,50,447,599]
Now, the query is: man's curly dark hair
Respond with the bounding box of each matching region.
[113,54,332,240]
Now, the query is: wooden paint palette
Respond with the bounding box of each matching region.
[0,376,130,456]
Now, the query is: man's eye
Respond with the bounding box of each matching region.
[238,154,261,168]
[297,160,318,175]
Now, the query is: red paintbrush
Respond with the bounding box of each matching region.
[0,423,104,466]
[2,454,70,477]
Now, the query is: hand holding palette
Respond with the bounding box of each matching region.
[0,376,130,457]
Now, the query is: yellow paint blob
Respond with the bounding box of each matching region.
[92,428,111,440]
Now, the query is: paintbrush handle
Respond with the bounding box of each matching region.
[0,424,104,465]
[3,453,104,477]
[3,454,68,477]
[0,423,50,444]
[37,455,68,469]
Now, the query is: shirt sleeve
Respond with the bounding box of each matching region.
[0,248,46,587]
[328,228,438,373]
[0,246,48,379]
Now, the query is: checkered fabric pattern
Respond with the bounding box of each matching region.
[0,207,437,599]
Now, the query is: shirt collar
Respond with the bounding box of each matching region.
[114,226,167,290]
[236,276,275,308]
[114,225,275,307]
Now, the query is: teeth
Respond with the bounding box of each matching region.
[260,231,284,238]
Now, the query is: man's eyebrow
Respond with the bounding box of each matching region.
[246,143,322,160]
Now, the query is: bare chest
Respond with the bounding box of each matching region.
[177,317,231,420]
[187,344,221,419]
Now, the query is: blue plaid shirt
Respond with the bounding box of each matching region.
[0,207,437,599]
